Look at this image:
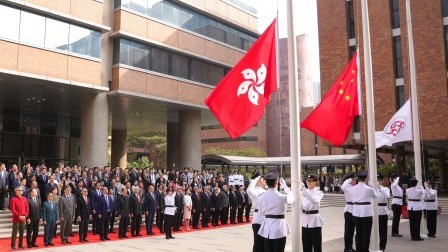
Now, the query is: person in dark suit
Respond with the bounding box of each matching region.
[98,187,114,241]
[76,188,91,243]
[108,188,117,233]
[244,188,252,222]
[129,187,143,237]
[58,186,75,244]
[0,163,9,210]
[42,193,57,246]
[26,188,41,248]
[237,186,246,223]
[211,187,221,226]
[191,187,202,229]
[91,183,103,235]
[229,186,238,224]
[201,186,212,228]
[219,185,230,225]
[145,185,157,235]
[36,168,49,203]
[155,185,165,233]
[116,188,130,238]
[174,187,184,232]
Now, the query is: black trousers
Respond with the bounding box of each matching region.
[164,214,174,238]
[230,207,237,223]
[118,216,129,237]
[264,237,286,252]
[221,206,229,224]
[174,210,183,230]
[192,210,200,228]
[391,204,402,235]
[202,209,210,227]
[252,224,265,252]
[237,206,244,223]
[302,226,322,252]
[354,216,372,252]
[109,210,116,232]
[145,212,155,234]
[408,210,422,240]
[26,220,39,246]
[0,187,6,209]
[156,209,164,232]
[425,210,437,236]
[78,217,89,240]
[212,209,220,225]
[92,213,99,234]
[245,204,252,222]
[99,213,110,239]
[379,214,388,250]
[344,211,355,250]
[131,214,142,236]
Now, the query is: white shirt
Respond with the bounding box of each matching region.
[424,188,438,210]
[377,185,390,216]
[237,175,244,186]
[351,182,378,217]
[406,185,425,211]
[391,178,403,205]
[258,188,294,239]
[301,187,324,228]
[341,178,354,213]
[228,175,235,186]
[164,193,177,215]
[183,195,192,207]
[247,176,266,225]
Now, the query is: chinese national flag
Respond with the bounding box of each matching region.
[204,19,278,139]
[301,51,361,146]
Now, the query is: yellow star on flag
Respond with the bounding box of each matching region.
[345,95,351,101]
[338,89,344,95]
[352,70,355,75]
[339,80,344,85]
[350,78,355,83]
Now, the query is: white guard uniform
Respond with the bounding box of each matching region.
[258,186,294,239]
[247,176,266,225]
[424,187,437,210]
[341,178,354,213]
[164,192,177,215]
[406,184,425,211]
[378,185,390,215]
[351,182,378,217]
[228,175,235,187]
[301,187,324,228]
[391,178,403,205]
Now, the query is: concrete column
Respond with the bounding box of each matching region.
[111,129,127,168]
[178,110,201,170]
[167,122,180,170]
[439,152,447,189]
[395,145,406,175]
[80,93,109,167]
[100,0,114,88]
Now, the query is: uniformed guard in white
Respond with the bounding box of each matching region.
[341,173,356,252]
[423,180,437,238]
[377,174,390,251]
[247,172,266,252]
[406,178,425,241]
[164,188,177,240]
[258,171,294,252]
[228,171,235,187]
[300,174,324,252]
[351,170,378,252]
[390,173,403,237]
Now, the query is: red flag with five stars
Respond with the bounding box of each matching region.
[301,51,361,146]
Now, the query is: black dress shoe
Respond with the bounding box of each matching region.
[131,234,137,237]
[79,240,85,243]
[27,245,33,248]
[166,237,170,240]
[412,238,424,241]
[32,244,39,247]
[170,236,175,239]
[11,245,16,250]
[148,232,155,235]
[137,234,142,236]
[392,234,403,237]
[124,235,129,238]
[66,241,72,244]
[429,234,436,238]
[105,237,111,240]
[83,239,89,242]
[49,243,55,246]
[44,244,49,247]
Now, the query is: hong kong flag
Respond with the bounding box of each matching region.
[204,19,278,139]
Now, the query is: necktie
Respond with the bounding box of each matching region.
[51,202,53,210]
[137,195,140,204]
[33,198,36,204]
[84,196,88,205]
[106,196,110,210]
[66,196,71,207]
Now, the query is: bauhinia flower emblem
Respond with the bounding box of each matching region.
[237,64,267,105]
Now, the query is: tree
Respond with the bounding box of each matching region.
[205,146,267,157]
[127,131,167,167]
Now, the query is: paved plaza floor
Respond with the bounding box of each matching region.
[30,207,447,252]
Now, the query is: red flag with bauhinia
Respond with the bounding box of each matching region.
[204,19,278,139]
[300,51,361,146]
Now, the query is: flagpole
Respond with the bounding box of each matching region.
[360,0,381,251]
[404,0,427,239]
[286,0,302,251]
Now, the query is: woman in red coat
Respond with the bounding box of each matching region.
[10,186,29,250]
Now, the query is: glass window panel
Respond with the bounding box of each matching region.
[393,36,403,78]
[152,47,169,74]
[129,41,149,69]
[444,0,448,17]
[396,85,405,108]
[69,25,91,56]
[177,8,194,29]
[20,11,46,46]
[227,28,241,48]
[0,5,20,40]
[113,39,120,64]
[208,64,225,86]
[90,30,101,58]
[148,0,163,19]
[163,2,177,25]
[119,39,130,65]
[130,0,147,15]
[45,18,69,51]
[121,0,131,8]
[191,59,207,83]
[171,54,189,79]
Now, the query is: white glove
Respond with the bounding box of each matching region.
[424,182,428,188]
[417,180,422,187]
[279,178,287,189]
[299,181,305,191]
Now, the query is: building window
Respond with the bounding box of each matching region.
[113,38,230,86]
[349,45,357,59]
[443,0,448,17]
[444,25,448,69]
[391,0,400,29]
[393,36,404,78]
[0,3,101,59]
[115,0,257,51]
[395,85,405,108]
[346,0,355,39]
[201,136,259,143]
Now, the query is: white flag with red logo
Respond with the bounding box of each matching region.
[204,19,278,138]
[375,99,412,148]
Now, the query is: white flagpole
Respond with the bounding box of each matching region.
[404,0,427,239]
[360,0,381,251]
[286,0,302,251]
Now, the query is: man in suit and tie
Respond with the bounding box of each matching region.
[211,187,221,226]
[76,188,91,243]
[145,185,157,235]
[98,187,114,241]
[155,185,165,233]
[91,183,103,235]
[219,185,230,225]
[26,189,41,248]
[129,187,143,237]
[244,188,252,223]
[237,186,246,223]
[28,181,41,201]
[201,186,212,228]
[174,187,183,232]
[19,178,29,198]
[58,186,75,244]
[229,186,238,224]
[42,192,57,246]
[0,163,9,210]
[44,176,57,201]
[108,188,117,233]
[37,168,49,203]
[117,188,130,238]
[191,187,202,229]
[8,164,19,199]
